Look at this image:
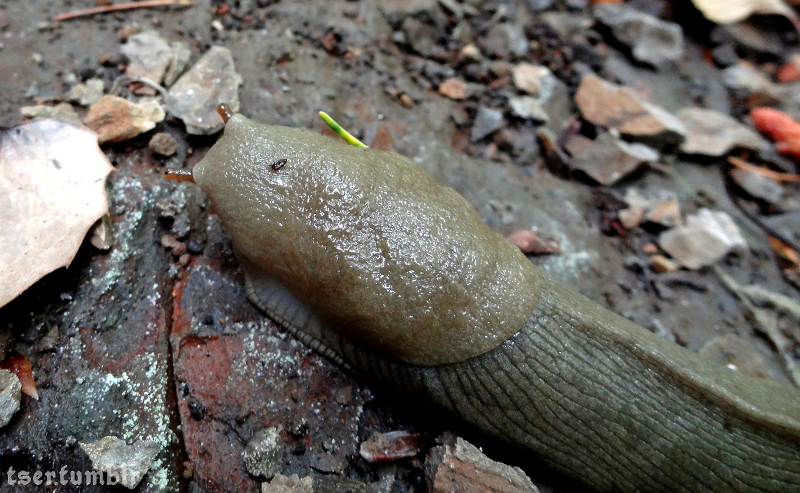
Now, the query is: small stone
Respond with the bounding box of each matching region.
[439,78,468,100]
[479,24,527,59]
[711,44,738,67]
[359,431,428,463]
[658,209,747,269]
[262,474,313,493]
[67,78,105,107]
[401,18,439,58]
[20,103,81,124]
[575,74,686,148]
[165,41,192,87]
[721,63,777,101]
[79,436,160,489]
[244,427,284,480]
[699,334,771,379]
[308,453,348,474]
[566,131,659,185]
[650,254,678,273]
[84,95,165,145]
[460,44,482,61]
[677,107,767,157]
[314,476,369,493]
[149,132,178,157]
[0,369,21,428]
[121,30,174,84]
[508,97,549,123]
[507,230,561,255]
[730,168,784,205]
[511,63,548,95]
[471,106,504,142]
[619,189,682,229]
[425,435,539,493]
[594,3,683,68]
[167,46,242,135]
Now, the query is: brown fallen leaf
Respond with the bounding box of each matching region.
[690,0,800,33]
[0,120,114,307]
[507,230,561,255]
[0,355,38,400]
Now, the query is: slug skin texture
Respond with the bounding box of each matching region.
[191,113,800,493]
[192,114,541,366]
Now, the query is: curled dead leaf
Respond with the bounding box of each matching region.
[690,0,800,30]
[0,120,114,307]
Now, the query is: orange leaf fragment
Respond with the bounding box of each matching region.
[750,107,800,159]
[507,230,561,255]
[0,355,38,400]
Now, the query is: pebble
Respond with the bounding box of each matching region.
[574,74,686,148]
[658,209,747,269]
[619,189,681,229]
[262,474,313,493]
[401,17,439,58]
[479,24,527,59]
[148,132,178,157]
[164,41,192,87]
[120,30,173,84]
[0,369,21,428]
[721,63,777,100]
[511,63,548,95]
[507,230,561,254]
[508,96,549,123]
[677,107,767,157]
[83,95,165,145]
[67,78,105,107]
[594,3,683,68]
[244,427,284,479]
[308,452,348,474]
[471,106,504,142]
[439,78,468,100]
[359,431,428,463]
[425,435,539,493]
[730,167,784,205]
[79,436,160,489]
[20,103,81,124]
[565,131,659,185]
[167,46,242,135]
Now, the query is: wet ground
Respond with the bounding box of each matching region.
[1,0,799,492]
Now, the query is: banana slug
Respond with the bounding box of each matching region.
[174,108,800,492]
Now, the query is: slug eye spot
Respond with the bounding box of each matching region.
[271,159,287,172]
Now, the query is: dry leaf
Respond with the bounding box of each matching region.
[0,120,113,307]
[690,0,799,26]
[0,355,38,400]
[768,235,800,267]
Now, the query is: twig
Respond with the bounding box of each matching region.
[727,156,800,183]
[52,0,193,22]
[110,75,168,99]
[714,266,800,387]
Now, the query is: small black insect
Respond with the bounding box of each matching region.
[271,159,287,171]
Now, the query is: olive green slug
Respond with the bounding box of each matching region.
[178,111,800,493]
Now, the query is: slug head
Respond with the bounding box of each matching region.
[191,113,541,366]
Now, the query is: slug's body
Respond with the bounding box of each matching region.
[191,114,800,492]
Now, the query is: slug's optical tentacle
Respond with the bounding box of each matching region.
[319,111,367,148]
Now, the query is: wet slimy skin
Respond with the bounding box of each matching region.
[187,113,800,493]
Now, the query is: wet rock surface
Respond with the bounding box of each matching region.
[1,1,799,492]
[0,370,21,428]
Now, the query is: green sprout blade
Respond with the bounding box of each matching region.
[319,111,367,148]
